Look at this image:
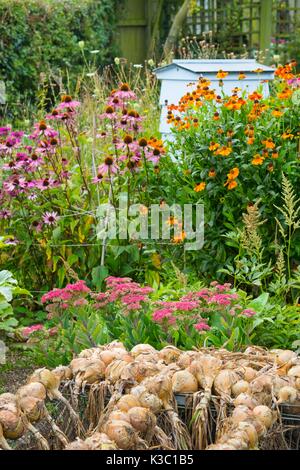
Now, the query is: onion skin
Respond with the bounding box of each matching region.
[0,409,25,439]
[277,386,298,404]
[105,419,137,450]
[85,432,117,450]
[131,344,156,358]
[127,407,157,435]
[65,439,91,450]
[252,405,274,429]
[232,380,250,397]
[0,422,11,450]
[233,393,259,410]
[52,366,72,381]
[172,370,198,394]
[116,395,141,412]
[159,346,181,364]
[231,406,253,425]
[18,396,44,422]
[17,383,46,401]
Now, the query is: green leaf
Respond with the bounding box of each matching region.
[92,265,108,290]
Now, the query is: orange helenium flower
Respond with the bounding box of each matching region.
[227,167,239,180]
[262,139,275,149]
[194,182,206,192]
[252,154,264,165]
[217,70,228,79]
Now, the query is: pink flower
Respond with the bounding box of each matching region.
[241,308,256,318]
[73,298,89,307]
[194,322,211,331]
[152,308,174,322]
[65,280,91,293]
[22,324,44,337]
[42,211,60,226]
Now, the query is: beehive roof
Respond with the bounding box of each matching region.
[155,59,274,75]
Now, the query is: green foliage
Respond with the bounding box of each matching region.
[0,270,30,332]
[0,0,119,121]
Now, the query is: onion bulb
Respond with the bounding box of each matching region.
[116,395,141,412]
[17,382,46,402]
[105,419,137,450]
[237,421,258,448]
[159,346,181,364]
[252,405,274,429]
[231,406,253,424]
[214,370,239,397]
[0,408,25,439]
[85,432,117,450]
[232,380,250,397]
[172,370,198,394]
[277,386,297,404]
[131,344,156,358]
[233,393,259,410]
[52,366,72,381]
[127,407,157,438]
[108,410,131,423]
[65,439,91,450]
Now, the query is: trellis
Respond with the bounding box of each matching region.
[185,0,300,54]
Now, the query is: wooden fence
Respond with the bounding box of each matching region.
[117,0,300,62]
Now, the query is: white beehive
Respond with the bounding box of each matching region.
[154,59,275,139]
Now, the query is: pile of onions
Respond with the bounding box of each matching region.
[1,343,299,451]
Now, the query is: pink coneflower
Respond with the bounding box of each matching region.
[3,176,27,193]
[92,172,104,184]
[99,105,118,120]
[31,220,43,232]
[0,209,11,219]
[113,83,137,101]
[4,237,19,246]
[0,126,11,136]
[34,178,60,191]
[57,95,81,110]
[42,211,60,226]
[98,156,118,175]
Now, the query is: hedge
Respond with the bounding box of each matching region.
[0,0,120,120]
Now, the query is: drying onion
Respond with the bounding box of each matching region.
[116,395,141,412]
[17,382,46,401]
[232,380,250,397]
[231,406,253,424]
[131,344,156,357]
[214,370,239,397]
[159,346,181,364]
[233,393,259,410]
[104,419,137,450]
[237,421,258,448]
[172,370,198,394]
[127,407,157,439]
[277,386,297,404]
[252,405,274,429]
[0,408,25,440]
[52,366,72,381]
[65,439,91,450]
[85,432,117,450]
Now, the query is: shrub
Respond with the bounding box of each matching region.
[167,61,300,278]
[0,0,119,121]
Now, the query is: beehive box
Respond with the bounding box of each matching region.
[154,59,275,139]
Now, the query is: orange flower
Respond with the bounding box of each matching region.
[208,169,216,178]
[282,132,294,139]
[209,142,220,151]
[227,167,239,180]
[238,73,246,80]
[272,151,279,159]
[277,88,293,99]
[173,231,186,244]
[166,216,178,226]
[194,182,206,192]
[272,109,283,117]
[224,180,238,190]
[252,154,265,165]
[217,70,228,79]
[253,68,264,73]
[213,112,220,121]
[216,146,232,157]
[267,163,274,172]
[247,137,255,145]
[262,138,275,149]
[249,91,263,101]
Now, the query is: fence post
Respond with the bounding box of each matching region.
[260,0,273,52]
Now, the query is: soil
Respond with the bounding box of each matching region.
[0,350,37,393]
